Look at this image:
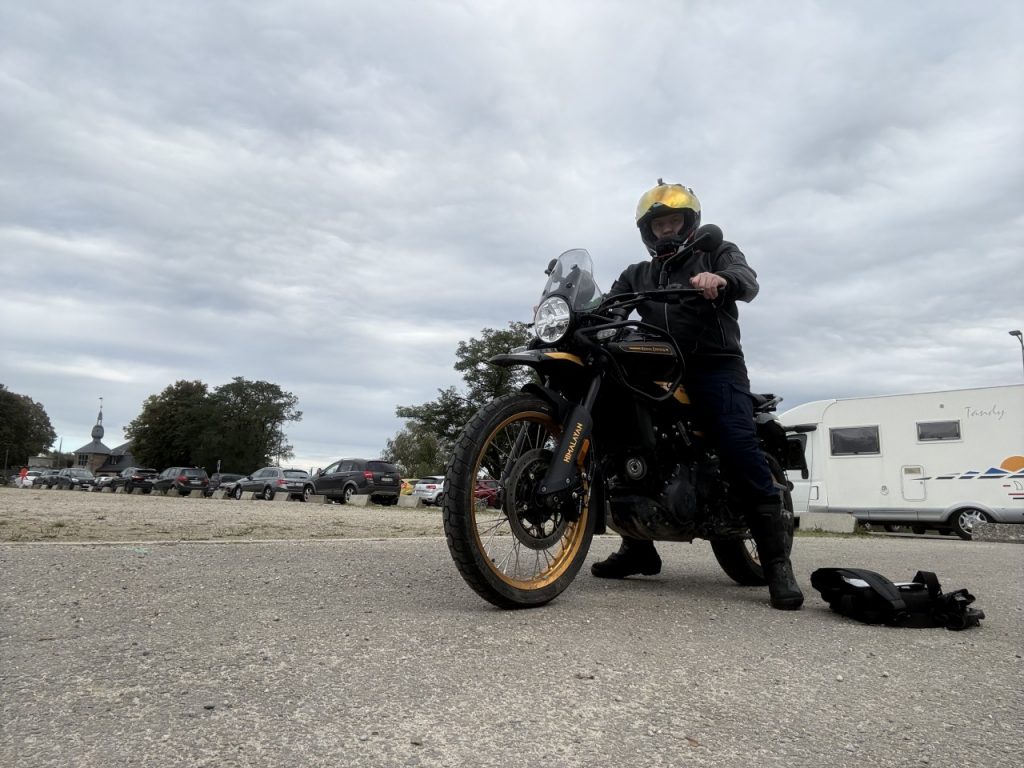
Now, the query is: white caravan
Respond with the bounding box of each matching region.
[778,384,1024,538]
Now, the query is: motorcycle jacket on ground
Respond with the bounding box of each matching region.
[610,238,759,369]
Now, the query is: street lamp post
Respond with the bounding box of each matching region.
[1010,330,1024,377]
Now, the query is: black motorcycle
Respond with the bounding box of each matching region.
[442,226,807,609]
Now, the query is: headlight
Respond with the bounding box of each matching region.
[533,296,572,343]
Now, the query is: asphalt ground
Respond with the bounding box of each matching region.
[2,534,1021,768]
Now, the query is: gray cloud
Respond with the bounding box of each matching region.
[1,0,1020,469]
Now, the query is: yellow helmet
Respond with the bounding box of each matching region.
[635,179,701,256]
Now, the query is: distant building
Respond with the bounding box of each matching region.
[95,441,139,476]
[70,403,140,476]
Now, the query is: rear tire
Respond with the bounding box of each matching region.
[443,393,596,609]
[262,486,274,501]
[711,456,794,587]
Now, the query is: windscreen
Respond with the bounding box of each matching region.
[540,249,604,310]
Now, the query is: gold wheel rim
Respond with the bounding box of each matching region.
[470,409,589,590]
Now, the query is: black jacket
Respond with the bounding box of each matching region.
[609,239,759,367]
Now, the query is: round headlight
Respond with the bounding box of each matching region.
[534,296,572,343]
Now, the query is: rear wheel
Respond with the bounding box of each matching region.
[443,393,596,609]
[262,486,274,501]
[711,456,794,587]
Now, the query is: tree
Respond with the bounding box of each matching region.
[390,322,533,467]
[0,384,57,470]
[124,377,301,473]
[395,386,475,455]
[202,378,302,472]
[453,322,534,405]
[124,380,211,469]
[381,421,445,477]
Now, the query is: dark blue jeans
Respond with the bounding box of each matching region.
[684,367,779,503]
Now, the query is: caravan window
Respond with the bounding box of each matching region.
[917,420,961,442]
[830,426,880,456]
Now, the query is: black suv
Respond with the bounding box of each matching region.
[53,467,97,490]
[152,467,209,496]
[312,458,401,505]
[110,467,159,494]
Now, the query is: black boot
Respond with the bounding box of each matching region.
[591,537,662,579]
[747,500,804,610]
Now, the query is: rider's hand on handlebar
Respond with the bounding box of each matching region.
[689,272,727,300]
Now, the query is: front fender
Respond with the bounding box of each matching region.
[490,350,584,369]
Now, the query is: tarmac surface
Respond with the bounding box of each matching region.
[2,534,1021,767]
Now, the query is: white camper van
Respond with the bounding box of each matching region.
[778,384,1024,538]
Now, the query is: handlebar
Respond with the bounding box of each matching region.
[599,285,703,315]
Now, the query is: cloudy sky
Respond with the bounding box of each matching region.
[2,1,1021,472]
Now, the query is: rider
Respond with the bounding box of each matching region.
[590,179,804,610]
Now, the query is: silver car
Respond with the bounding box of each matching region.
[234,467,315,501]
[412,476,446,506]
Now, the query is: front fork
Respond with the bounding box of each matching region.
[537,374,602,499]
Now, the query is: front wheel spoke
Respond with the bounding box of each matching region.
[478,514,509,533]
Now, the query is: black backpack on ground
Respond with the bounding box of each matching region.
[810,568,984,630]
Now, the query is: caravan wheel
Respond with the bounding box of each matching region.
[951,508,988,541]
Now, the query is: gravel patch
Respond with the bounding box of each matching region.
[0,487,444,543]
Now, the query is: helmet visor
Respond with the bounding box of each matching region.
[635,184,700,225]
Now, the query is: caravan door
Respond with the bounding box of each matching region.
[901,465,926,502]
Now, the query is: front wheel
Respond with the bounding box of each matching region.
[443,392,596,609]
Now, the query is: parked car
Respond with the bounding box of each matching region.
[92,475,117,491]
[152,467,209,496]
[35,469,61,488]
[217,476,243,498]
[109,467,159,494]
[474,478,501,509]
[234,467,314,501]
[53,468,97,490]
[412,475,446,506]
[312,459,401,505]
[204,472,244,497]
[20,470,43,487]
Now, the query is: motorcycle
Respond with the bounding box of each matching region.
[442,225,807,609]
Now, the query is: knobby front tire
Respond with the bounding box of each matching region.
[443,393,595,609]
